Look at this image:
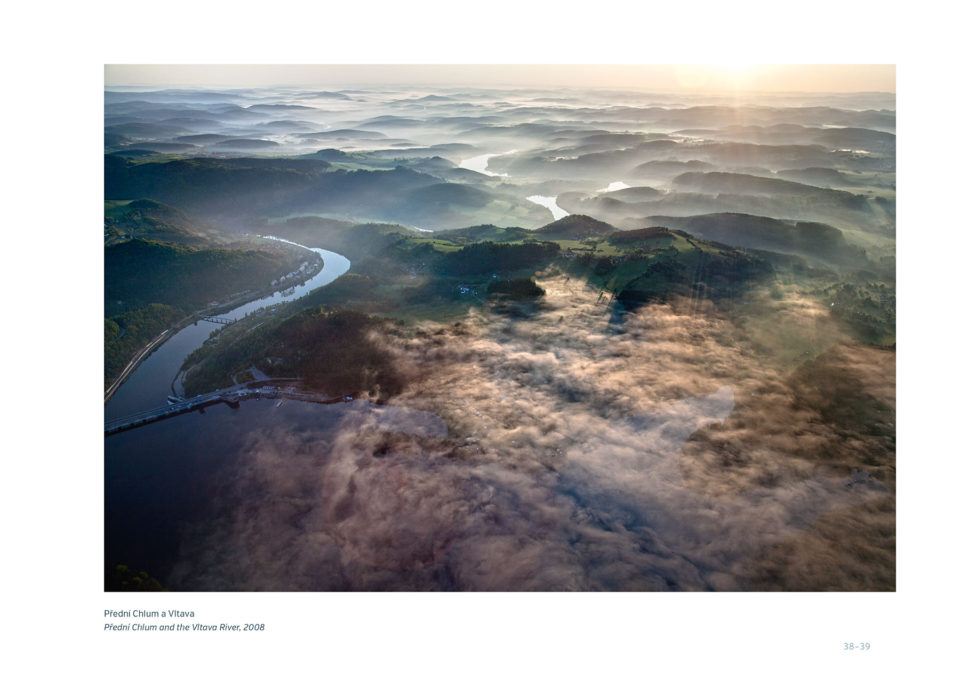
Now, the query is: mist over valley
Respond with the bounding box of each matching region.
[104,80,895,591]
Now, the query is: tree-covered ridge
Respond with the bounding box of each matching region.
[105,155,333,216]
[104,198,223,246]
[637,213,866,265]
[435,240,560,275]
[161,207,892,398]
[105,239,298,316]
[182,308,403,399]
[821,281,896,346]
[103,226,311,390]
[256,215,778,317]
[487,277,545,300]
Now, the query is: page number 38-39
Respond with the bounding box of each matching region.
[843,642,871,650]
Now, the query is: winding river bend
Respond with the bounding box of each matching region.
[104,241,369,583]
[458,149,516,176]
[104,242,350,421]
[526,195,569,221]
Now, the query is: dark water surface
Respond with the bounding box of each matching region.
[104,245,353,583]
[106,399,345,583]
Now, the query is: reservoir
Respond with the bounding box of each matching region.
[105,243,358,585]
[105,396,447,587]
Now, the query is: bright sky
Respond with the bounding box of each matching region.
[104,64,895,93]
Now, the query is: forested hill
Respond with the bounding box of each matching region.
[105,239,297,316]
[104,238,308,389]
[104,198,222,246]
[104,156,333,216]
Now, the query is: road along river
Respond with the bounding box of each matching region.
[104,242,350,421]
[104,241,460,588]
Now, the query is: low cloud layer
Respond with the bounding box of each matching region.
[169,277,894,591]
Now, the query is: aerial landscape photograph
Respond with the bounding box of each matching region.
[103,64,896,592]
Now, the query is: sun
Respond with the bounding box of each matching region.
[717,62,755,73]
[675,64,760,90]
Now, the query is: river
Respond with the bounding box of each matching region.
[526,195,569,221]
[104,243,350,421]
[597,181,629,193]
[458,150,516,176]
[103,239,749,592]
[105,240,366,584]
[104,240,455,588]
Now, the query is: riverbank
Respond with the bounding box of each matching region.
[104,248,325,398]
[105,245,349,417]
[104,327,170,402]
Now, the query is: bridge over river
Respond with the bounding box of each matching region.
[104,386,352,436]
[200,315,236,326]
